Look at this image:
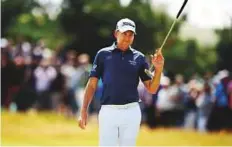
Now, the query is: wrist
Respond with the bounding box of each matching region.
[155,68,163,74]
[81,107,88,113]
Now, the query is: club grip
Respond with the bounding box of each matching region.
[176,0,188,19]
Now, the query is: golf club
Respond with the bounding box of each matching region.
[145,0,188,77]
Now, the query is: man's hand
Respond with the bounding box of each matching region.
[77,77,98,130]
[78,109,88,129]
[151,49,164,72]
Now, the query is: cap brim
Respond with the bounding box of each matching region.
[118,26,136,34]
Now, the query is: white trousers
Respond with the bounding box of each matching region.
[98,102,141,146]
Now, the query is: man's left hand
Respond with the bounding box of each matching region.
[151,49,164,73]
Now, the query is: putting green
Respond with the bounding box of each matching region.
[1,111,232,146]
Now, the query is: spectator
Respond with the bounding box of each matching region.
[60,50,78,116]
[196,82,214,132]
[50,64,66,113]
[70,53,92,115]
[208,70,231,132]
[183,85,198,130]
[33,58,57,110]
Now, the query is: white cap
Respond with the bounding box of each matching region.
[161,76,170,86]
[116,18,136,34]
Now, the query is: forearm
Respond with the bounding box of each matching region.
[81,82,97,112]
[148,70,162,94]
[146,47,164,94]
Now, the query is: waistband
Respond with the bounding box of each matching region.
[101,102,139,109]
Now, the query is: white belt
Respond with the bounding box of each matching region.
[102,102,138,109]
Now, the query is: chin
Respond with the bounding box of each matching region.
[123,44,130,48]
[122,46,129,50]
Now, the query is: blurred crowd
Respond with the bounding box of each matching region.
[1,38,97,117]
[1,38,232,133]
[139,69,232,133]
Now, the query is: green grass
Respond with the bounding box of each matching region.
[1,111,232,146]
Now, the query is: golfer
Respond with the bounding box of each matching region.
[78,18,164,146]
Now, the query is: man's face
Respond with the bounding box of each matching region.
[115,30,135,50]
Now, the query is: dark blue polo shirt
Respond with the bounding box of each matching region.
[90,43,151,105]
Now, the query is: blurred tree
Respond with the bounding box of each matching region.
[1,0,39,36]
[2,0,68,49]
[7,13,68,49]
[215,27,232,72]
[163,38,217,79]
[58,0,182,60]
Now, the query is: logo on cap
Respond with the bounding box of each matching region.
[122,22,135,28]
[116,18,136,34]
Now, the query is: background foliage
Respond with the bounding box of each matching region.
[2,0,232,78]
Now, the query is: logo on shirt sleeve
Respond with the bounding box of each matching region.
[106,55,112,60]
[92,64,97,72]
[129,60,137,66]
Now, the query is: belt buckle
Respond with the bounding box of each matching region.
[123,105,128,109]
[123,104,130,109]
[117,105,127,109]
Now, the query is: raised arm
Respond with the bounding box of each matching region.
[143,71,162,94]
[143,49,164,94]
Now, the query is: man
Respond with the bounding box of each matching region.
[78,18,164,146]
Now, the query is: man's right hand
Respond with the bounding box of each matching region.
[78,110,88,129]
[77,77,99,130]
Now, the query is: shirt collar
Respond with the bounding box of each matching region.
[111,42,133,53]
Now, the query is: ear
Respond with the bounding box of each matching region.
[114,30,118,39]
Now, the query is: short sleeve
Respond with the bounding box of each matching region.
[89,51,103,79]
[139,56,152,82]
